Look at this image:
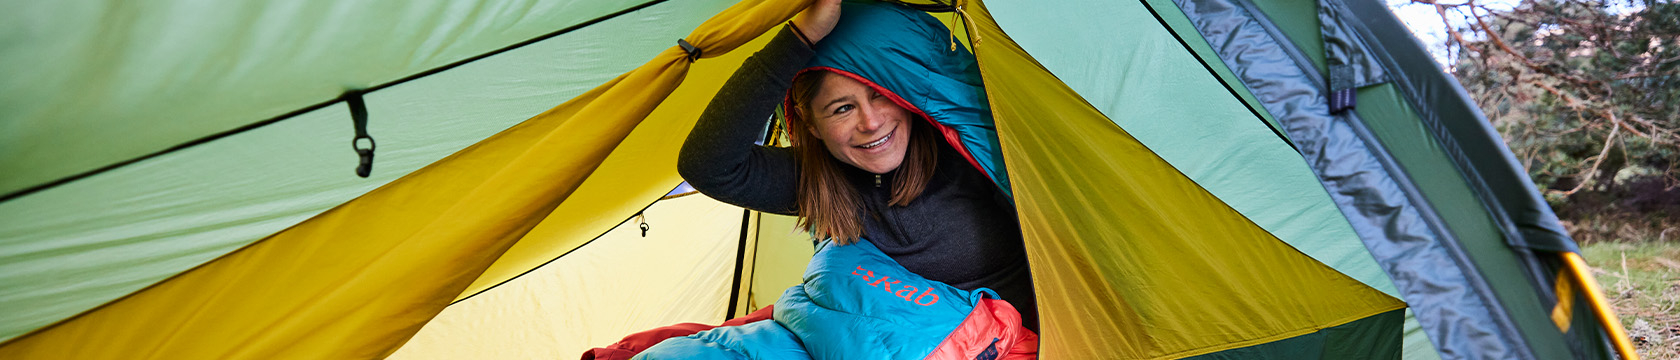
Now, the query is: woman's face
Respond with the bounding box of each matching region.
[804,73,913,174]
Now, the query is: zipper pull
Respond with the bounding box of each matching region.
[875,174,882,188]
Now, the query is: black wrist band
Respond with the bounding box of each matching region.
[787,22,815,48]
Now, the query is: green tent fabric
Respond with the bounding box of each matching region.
[0,0,738,341]
[0,0,1624,358]
[982,1,1441,355]
[0,0,659,196]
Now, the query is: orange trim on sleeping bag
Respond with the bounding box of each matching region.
[924,298,1038,360]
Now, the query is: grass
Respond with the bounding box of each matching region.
[1582,240,1680,359]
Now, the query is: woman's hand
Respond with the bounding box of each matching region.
[791,0,842,43]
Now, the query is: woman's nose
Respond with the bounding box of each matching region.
[856,105,887,133]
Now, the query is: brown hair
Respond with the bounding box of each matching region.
[785,70,939,245]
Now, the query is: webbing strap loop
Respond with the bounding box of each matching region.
[1328,88,1357,113]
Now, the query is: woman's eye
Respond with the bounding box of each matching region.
[833,104,855,115]
[869,91,883,99]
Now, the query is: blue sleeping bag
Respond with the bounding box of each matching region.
[631,239,997,360]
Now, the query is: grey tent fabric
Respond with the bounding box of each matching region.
[1333,0,1577,253]
[1166,0,1554,358]
[1317,0,1387,111]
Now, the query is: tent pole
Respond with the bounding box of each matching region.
[725,209,753,319]
[1562,252,1640,360]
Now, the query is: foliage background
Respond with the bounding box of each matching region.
[1388,0,1677,357]
[1407,0,1677,239]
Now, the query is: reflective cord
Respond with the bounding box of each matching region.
[948,11,960,51]
[946,1,980,52]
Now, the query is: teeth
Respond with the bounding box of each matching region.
[861,133,890,149]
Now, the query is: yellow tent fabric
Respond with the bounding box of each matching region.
[389,190,813,359]
[966,0,1405,358]
[388,194,749,359]
[744,213,818,311]
[461,14,777,301]
[0,0,808,358]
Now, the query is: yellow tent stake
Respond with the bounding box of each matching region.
[1563,252,1640,360]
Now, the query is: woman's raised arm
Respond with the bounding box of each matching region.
[676,27,814,216]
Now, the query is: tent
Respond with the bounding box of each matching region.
[0,0,1637,358]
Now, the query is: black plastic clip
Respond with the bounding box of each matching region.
[677,39,702,62]
[636,211,651,237]
[343,89,375,178]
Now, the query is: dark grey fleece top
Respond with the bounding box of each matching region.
[676,27,1037,331]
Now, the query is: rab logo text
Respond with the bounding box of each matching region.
[851,265,939,306]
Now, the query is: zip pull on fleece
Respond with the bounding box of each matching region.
[875,174,883,188]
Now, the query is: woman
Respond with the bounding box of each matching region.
[677,0,1037,331]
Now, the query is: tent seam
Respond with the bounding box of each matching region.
[1136,0,1297,153]
[0,0,674,205]
[1147,303,1408,360]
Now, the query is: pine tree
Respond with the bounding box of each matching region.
[1417,0,1678,237]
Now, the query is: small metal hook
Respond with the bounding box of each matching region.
[636,211,651,237]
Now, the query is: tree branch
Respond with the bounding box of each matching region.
[1560,120,1620,196]
[1530,78,1652,139]
[1468,2,1609,91]
[1438,5,1486,57]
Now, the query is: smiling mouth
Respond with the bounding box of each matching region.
[857,131,893,149]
